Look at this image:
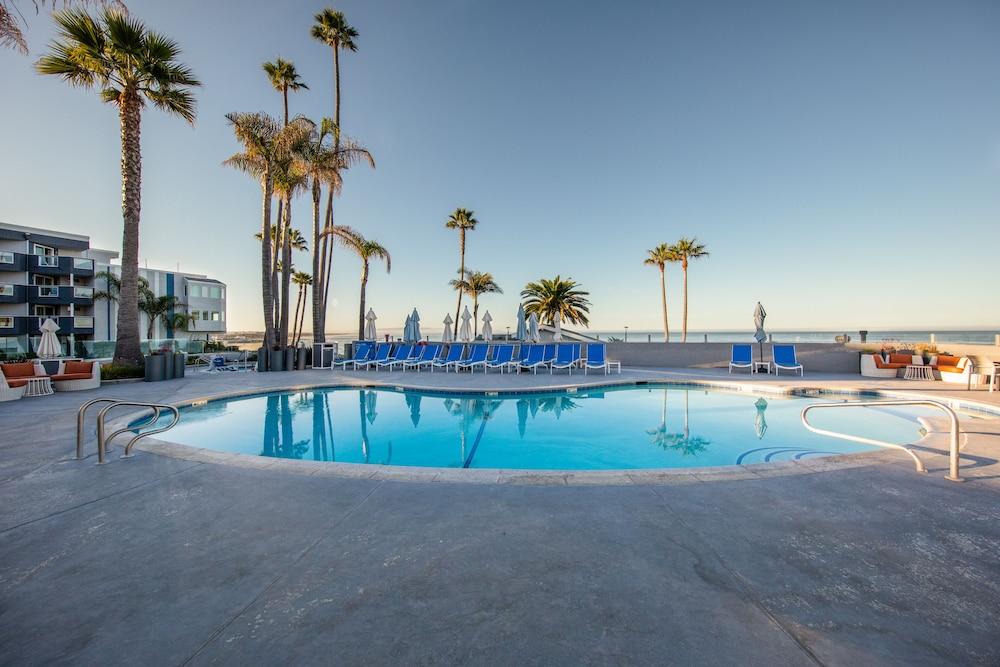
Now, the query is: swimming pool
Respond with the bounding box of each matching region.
[156,384,934,470]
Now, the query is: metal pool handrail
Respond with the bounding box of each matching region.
[800,399,963,482]
[76,398,180,464]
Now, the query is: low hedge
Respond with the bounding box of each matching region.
[101,363,145,381]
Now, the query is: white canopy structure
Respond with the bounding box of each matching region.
[442,314,455,342]
[481,311,493,342]
[403,314,413,342]
[364,308,377,340]
[36,318,61,358]
[410,308,422,342]
[515,303,527,340]
[458,306,473,342]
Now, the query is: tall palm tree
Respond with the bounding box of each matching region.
[2,0,123,54]
[644,243,679,343]
[337,228,390,340]
[445,208,478,336]
[36,8,199,365]
[521,276,591,326]
[291,271,312,346]
[224,111,282,348]
[449,270,502,337]
[262,57,308,126]
[139,293,185,340]
[670,237,709,342]
[295,118,373,343]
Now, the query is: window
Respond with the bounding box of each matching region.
[209,286,221,299]
[38,286,59,298]
[220,311,225,322]
[0,284,13,297]
[0,317,13,329]
[33,275,55,286]
[0,251,13,264]
[189,284,202,298]
[73,258,94,271]
[74,286,94,299]
[36,255,58,267]
[32,243,55,256]
[190,311,200,320]
[74,316,94,329]
[210,311,220,322]
[34,305,57,317]
[202,311,210,321]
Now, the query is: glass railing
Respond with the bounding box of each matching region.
[0,251,13,264]
[0,317,13,329]
[73,258,94,271]
[74,286,94,299]
[36,255,58,267]
[0,284,13,297]
[74,316,94,329]
[38,286,59,297]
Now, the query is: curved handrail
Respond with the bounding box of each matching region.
[104,406,161,452]
[122,406,180,458]
[87,401,181,464]
[76,398,121,460]
[801,399,963,482]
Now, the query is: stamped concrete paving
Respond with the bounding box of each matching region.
[1,368,999,665]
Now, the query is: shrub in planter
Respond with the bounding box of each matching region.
[101,364,145,380]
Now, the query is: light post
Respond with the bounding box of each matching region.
[506,326,511,340]
[624,326,629,342]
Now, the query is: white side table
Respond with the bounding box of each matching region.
[24,377,53,397]
[903,365,934,381]
[754,361,771,374]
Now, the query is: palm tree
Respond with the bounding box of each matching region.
[92,269,151,303]
[295,118,373,343]
[262,57,308,126]
[139,293,185,340]
[291,271,312,346]
[521,276,591,326]
[224,111,283,348]
[445,208,478,336]
[165,310,196,335]
[255,225,308,251]
[36,8,200,365]
[670,237,709,342]
[2,0,122,54]
[337,228,390,340]
[311,8,357,149]
[449,270,502,337]
[644,243,679,343]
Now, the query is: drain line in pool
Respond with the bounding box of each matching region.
[463,414,491,468]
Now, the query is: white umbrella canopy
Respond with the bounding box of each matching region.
[441,314,454,343]
[458,306,473,342]
[403,314,412,342]
[515,303,527,340]
[527,313,540,343]
[481,310,493,342]
[753,301,767,366]
[364,308,377,340]
[553,312,562,341]
[36,318,61,358]
[410,308,422,341]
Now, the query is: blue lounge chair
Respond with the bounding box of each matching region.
[378,343,413,370]
[541,344,557,369]
[729,344,753,374]
[516,344,532,364]
[485,344,516,373]
[356,342,392,370]
[456,344,490,372]
[773,344,803,376]
[334,342,372,369]
[584,343,621,374]
[431,344,464,372]
[403,344,440,372]
[518,345,547,374]
[550,343,582,374]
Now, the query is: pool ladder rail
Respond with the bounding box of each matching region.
[800,399,963,482]
[76,398,181,465]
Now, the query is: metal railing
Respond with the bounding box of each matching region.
[801,399,963,482]
[76,398,180,464]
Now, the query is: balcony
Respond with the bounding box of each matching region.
[72,257,95,276]
[0,316,95,336]
[26,285,92,305]
[0,283,25,303]
[0,251,26,272]
[26,255,95,277]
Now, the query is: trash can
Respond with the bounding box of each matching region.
[285,347,295,371]
[174,352,186,379]
[163,351,176,380]
[269,347,285,372]
[257,347,267,372]
[144,353,165,382]
[296,347,307,370]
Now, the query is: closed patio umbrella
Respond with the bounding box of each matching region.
[754,397,768,440]
[553,311,562,341]
[36,318,61,358]
[753,302,767,365]
[515,303,527,340]
[481,311,493,342]
[410,308,421,342]
[406,392,422,427]
[458,306,473,342]
[364,308,377,341]
[403,314,413,342]
[516,398,529,438]
[442,314,454,342]
[527,313,540,343]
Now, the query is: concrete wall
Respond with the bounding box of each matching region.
[605,342,862,373]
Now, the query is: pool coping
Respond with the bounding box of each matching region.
[116,375,996,485]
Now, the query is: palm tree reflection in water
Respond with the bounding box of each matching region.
[647,389,710,458]
[261,394,310,460]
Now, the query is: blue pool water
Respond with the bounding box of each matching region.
[157,385,934,470]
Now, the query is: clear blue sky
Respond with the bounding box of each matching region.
[3,0,999,334]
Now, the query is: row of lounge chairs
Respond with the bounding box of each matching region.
[729,344,804,376]
[333,342,622,375]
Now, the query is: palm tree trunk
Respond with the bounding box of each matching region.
[319,190,335,335]
[682,260,689,343]
[291,286,302,346]
[311,179,323,343]
[113,89,144,366]
[296,285,308,345]
[260,173,275,349]
[282,86,289,126]
[473,296,479,337]
[333,46,341,150]
[659,266,670,343]
[271,199,282,338]
[357,263,368,341]
[280,197,293,348]
[453,230,465,336]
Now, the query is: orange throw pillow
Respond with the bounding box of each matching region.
[889,353,912,365]
[936,355,960,367]
[872,354,888,369]
[1,362,36,379]
[64,361,93,375]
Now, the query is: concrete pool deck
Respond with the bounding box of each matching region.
[2,367,999,665]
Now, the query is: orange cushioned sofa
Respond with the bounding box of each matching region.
[50,360,101,392]
[930,355,972,384]
[0,361,45,401]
